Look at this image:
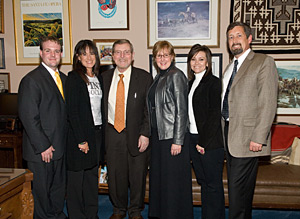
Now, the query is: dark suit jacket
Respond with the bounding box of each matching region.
[102,66,153,156]
[189,73,224,150]
[65,70,105,171]
[18,64,67,162]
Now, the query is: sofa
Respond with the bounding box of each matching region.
[144,159,300,209]
[100,124,300,209]
[145,124,300,209]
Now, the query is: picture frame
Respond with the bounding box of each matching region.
[275,59,300,115]
[0,73,10,93]
[0,38,5,69]
[149,53,222,79]
[147,0,220,48]
[93,39,117,65]
[231,0,300,53]
[89,0,129,30]
[12,0,72,65]
[0,0,3,33]
[98,165,108,193]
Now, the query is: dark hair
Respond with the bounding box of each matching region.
[226,22,252,39]
[40,36,63,52]
[112,39,134,53]
[73,40,101,84]
[152,41,176,71]
[187,44,212,81]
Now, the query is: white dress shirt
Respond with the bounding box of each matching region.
[42,62,59,85]
[108,66,132,126]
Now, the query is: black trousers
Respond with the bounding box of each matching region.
[224,121,259,219]
[66,165,99,219]
[66,128,102,219]
[148,129,193,219]
[106,124,149,217]
[28,157,66,219]
[188,133,225,219]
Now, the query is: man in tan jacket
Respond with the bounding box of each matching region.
[222,22,278,219]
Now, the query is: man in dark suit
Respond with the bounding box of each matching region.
[102,39,153,219]
[222,22,278,219]
[18,36,67,219]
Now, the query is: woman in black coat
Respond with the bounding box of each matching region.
[65,40,104,219]
[187,44,225,219]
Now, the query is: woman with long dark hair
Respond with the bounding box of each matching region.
[65,40,104,218]
[187,44,225,219]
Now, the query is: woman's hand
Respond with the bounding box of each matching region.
[196,144,205,155]
[171,144,182,156]
[78,142,89,154]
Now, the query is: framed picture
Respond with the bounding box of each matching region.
[0,73,10,93]
[89,0,129,30]
[0,0,3,33]
[12,0,72,65]
[0,38,5,69]
[231,0,300,53]
[93,39,117,65]
[147,0,220,48]
[149,53,222,78]
[276,59,300,115]
[98,165,108,193]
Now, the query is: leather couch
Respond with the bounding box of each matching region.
[101,124,300,209]
[144,161,300,209]
[99,158,300,209]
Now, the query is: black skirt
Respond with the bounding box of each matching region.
[148,128,193,219]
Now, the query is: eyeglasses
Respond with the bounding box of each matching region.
[114,50,131,56]
[156,54,170,59]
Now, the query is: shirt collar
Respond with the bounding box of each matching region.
[234,48,251,67]
[194,69,206,80]
[115,65,132,78]
[42,62,58,76]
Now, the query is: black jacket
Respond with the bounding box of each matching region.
[189,73,224,150]
[65,70,105,171]
[18,64,67,162]
[148,65,188,145]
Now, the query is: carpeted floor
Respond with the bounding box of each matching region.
[64,194,300,219]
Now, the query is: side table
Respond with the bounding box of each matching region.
[0,168,33,219]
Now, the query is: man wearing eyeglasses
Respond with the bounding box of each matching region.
[102,39,153,219]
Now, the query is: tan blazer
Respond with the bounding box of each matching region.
[224,50,278,158]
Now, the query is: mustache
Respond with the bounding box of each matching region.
[232,43,242,47]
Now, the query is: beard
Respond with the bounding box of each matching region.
[230,44,243,56]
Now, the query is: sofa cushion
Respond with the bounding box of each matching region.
[271,124,300,164]
[289,137,300,166]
